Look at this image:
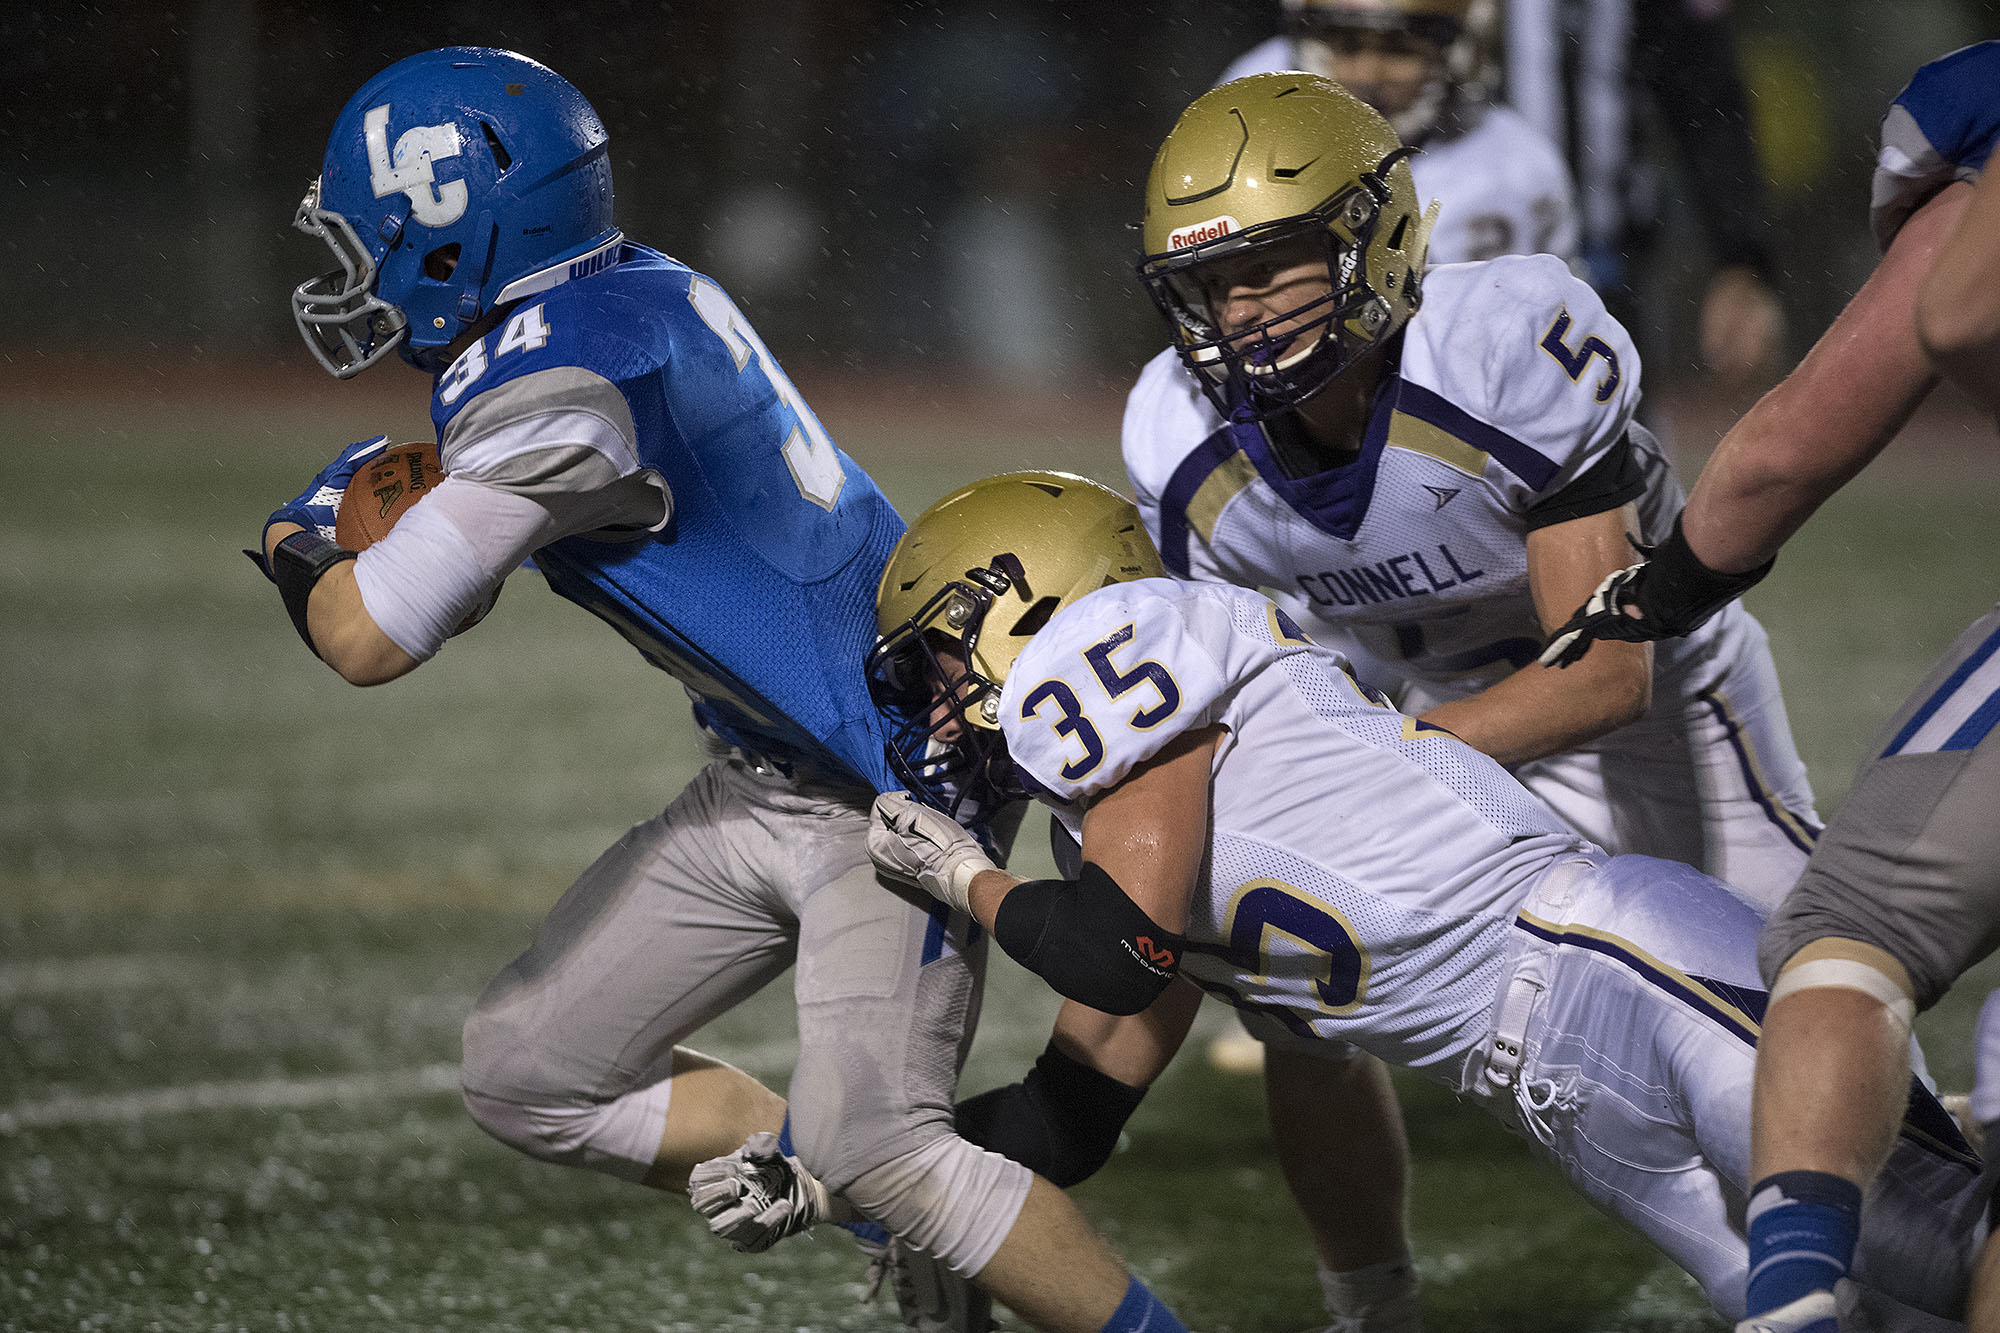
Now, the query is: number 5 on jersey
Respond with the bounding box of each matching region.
[1020,623,1183,779]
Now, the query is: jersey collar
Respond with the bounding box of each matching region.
[1229,362,1402,543]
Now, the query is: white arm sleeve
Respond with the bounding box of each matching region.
[351,479,557,662]
[357,364,672,661]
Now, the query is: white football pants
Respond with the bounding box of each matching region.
[457,751,1033,1275]
[1469,853,1983,1324]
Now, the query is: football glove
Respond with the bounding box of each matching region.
[250,435,391,579]
[869,792,998,917]
[686,1132,833,1253]
[1538,515,1772,669]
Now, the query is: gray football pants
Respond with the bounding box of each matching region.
[458,752,1034,1273]
[1761,605,2000,1009]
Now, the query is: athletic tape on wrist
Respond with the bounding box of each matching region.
[943,853,989,917]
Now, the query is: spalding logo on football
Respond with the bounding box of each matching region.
[336,441,441,550]
[333,440,499,635]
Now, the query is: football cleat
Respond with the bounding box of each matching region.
[1734,1290,1837,1333]
[857,1231,997,1333]
[686,1131,833,1253]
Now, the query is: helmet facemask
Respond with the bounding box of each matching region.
[868,561,1035,820]
[291,179,410,379]
[1140,163,1412,423]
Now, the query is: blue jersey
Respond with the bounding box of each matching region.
[429,244,904,791]
[1872,41,1999,249]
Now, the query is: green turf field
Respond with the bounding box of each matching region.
[2,395,1995,1331]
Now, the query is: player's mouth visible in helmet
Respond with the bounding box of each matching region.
[1195,235,1339,373]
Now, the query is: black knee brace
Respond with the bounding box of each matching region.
[955,1041,1147,1187]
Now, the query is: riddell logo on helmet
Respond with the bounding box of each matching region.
[1168,215,1239,250]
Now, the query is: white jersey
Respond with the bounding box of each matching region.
[1127,254,1690,700]
[1000,577,1586,1082]
[997,578,1981,1318]
[1123,255,1822,899]
[1217,39,1579,266]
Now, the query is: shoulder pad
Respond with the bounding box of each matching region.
[1122,349,1219,499]
[1871,42,2000,250]
[1000,580,1235,804]
[1398,257,1639,497]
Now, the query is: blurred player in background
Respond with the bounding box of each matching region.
[1504,0,1785,389]
[1219,0,1579,269]
[1116,71,1822,1326]
[253,45,1188,1333]
[860,470,1985,1328]
[1540,42,2000,1333]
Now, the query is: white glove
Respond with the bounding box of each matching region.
[868,791,998,916]
[687,1132,833,1253]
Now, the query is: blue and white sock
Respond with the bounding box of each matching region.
[1097,1275,1189,1333]
[1744,1170,1861,1319]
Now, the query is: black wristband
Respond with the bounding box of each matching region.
[1637,514,1773,636]
[271,530,356,658]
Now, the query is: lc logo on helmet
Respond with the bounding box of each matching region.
[1167,215,1239,250]
[364,104,467,227]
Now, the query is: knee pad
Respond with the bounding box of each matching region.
[1769,938,1917,1036]
[831,1129,1034,1277]
[458,1082,671,1183]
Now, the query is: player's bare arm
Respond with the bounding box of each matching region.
[1541,180,1973,671]
[261,520,418,686]
[1420,502,1652,765]
[975,722,1222,934]
[1046,981,1208,1089]
[1915,166,2000,413]
[1681,180,1969,576]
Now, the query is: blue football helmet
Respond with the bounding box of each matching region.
[292,47,621,377]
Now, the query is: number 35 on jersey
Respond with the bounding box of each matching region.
[1019,622,1185,781]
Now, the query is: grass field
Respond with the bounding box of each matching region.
[2,387,1996,1332]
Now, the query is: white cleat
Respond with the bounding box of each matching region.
[1735,1290,1838,1333]
[858,1232,996,1333]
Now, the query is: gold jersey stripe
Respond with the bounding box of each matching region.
[1387,410,1490,478]
[1186,449,1263,544]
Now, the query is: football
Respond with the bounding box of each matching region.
[334,440,499,634]
[335,440,443,550]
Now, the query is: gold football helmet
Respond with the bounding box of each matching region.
[1137,72,1435,423]
[1281,0,1486,141]
[870,471,1163,813]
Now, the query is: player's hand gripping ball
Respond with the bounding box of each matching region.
[335,441,443,549]
[334,440,500,635]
